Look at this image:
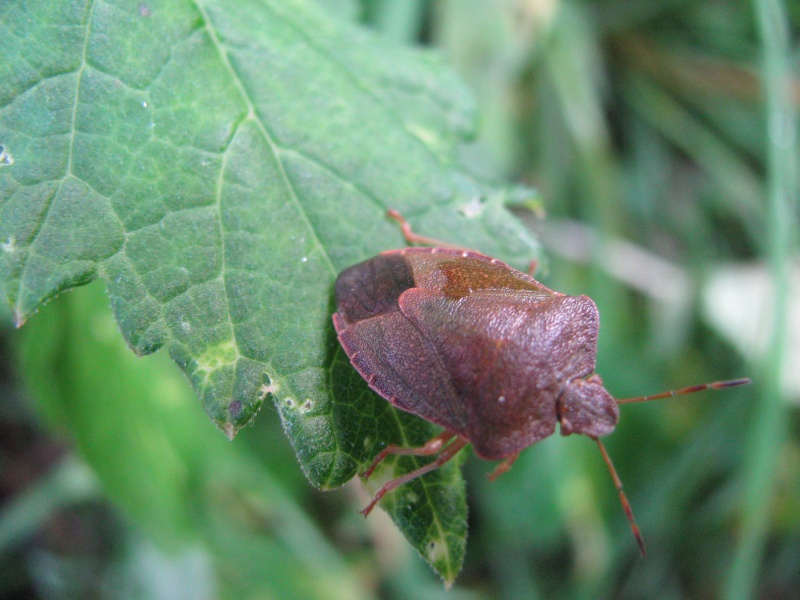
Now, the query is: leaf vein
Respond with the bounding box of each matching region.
[193,0,336,279]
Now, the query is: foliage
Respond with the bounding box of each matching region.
[0,0,542,582]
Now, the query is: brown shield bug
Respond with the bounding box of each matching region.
[332,210,750,554]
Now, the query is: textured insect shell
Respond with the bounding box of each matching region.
[333,248,610,460]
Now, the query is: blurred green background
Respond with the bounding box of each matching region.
[1,0,797,598]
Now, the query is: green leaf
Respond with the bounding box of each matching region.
[16,281,215,547]
[0,0,539,582]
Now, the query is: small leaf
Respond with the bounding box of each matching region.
[0,0,539,581]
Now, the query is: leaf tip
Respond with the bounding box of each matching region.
[13,308,27,328]
[215,395,265,441]
[221,422,237,441]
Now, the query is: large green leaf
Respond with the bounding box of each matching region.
[0,0,538,581]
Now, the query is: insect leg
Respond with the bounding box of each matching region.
[387,209,469,249]
[360,436,469,517]
[487,452,520,481]
[361,430,457,480]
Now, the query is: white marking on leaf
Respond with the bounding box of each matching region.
[0,145,14,166]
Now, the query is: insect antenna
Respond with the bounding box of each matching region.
[602,377,750,554]
[616,378,751,404]
[594,437,646,556]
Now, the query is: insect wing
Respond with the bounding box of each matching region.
[334,309,469,433]
[333,253,468,433]
[334,253,414,325]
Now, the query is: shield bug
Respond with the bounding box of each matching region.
[332,210,750,554]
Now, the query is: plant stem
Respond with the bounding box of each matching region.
[724,0,797,598]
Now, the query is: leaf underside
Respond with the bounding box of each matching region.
[0,0,539,582]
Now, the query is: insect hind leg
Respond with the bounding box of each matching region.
[360,430,457,480]
[487,452,520,481]
[360,431,467,517]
